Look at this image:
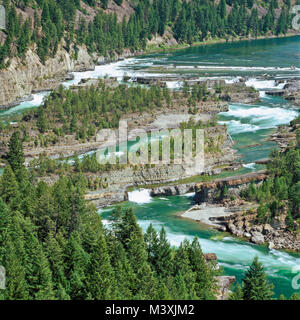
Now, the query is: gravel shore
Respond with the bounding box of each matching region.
[181,203,233,227]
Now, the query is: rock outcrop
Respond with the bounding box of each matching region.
[215,276,236,300]
[0,44,139,108]
[282,79,300,106]
[218,211,300,251]
[194,171,268,204]
[0,45,95,108]
[204,253,236,300]
[269,122,299,150]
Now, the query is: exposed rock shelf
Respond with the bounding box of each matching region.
[194,171,268,203]
[218,211,300,251]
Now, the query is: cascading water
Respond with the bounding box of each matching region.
[128,189,152,204]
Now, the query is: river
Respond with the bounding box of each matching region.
[2,35,300,298]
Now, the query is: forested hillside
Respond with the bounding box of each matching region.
[242,117,300,229]
[1,131,299,300]
[0,132,219,299]
[0,0,298,69]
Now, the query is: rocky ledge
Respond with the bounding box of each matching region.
[282,79,300,106]
[203,253,236,300]
[194,170,268,203]
[215,276,236,300]
[216,211,300,251]
[0,44,140,109]
[269,122,299,150]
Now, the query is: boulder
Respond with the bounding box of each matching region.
[252,225,263,233]
[236,220,244,230]
[204,253,218,262]
[251,231,265,245]
[268,241,275,249]
[263,224,273,235]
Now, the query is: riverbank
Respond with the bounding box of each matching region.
[0,32,298,110]
[144,31,300,55]
[180,204,236,229]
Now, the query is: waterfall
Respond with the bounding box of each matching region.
[128,189,152,204]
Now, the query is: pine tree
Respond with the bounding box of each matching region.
[7,131,25,176]
[22,217,55,300]
[188,238,215,299]
[229,283,243,300]
[156,227,173,278]
[242,257,274,300]
[44,233,69,299]
[219,0,227,19]
[0,205,28,300]
[0,165,19,205]
[63,232,89,299]
[173,271,189,299]
[144,223,159,269]
[173,240,197,299]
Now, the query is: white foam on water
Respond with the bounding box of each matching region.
[63,57,176,86]
[220,262,249,271]
[219,103,298,136]
[243,163,256,170]
[224,105,298,128]
[275,81,287,89]
[137,219,300,276]
[180,192,196,197]
[98,207,114,214]
[101,219,111,226]
[128,189,152,204]
[245,78,276,90]
[29,91,50,106]
[137,219,165,232]
[225,77,242,84]
[166,81,183,89]
[63,58,143,87]
[245,78,289,91]
[1,91,51,117]
[259,90,266,98]
[218,120,260,134]
[175,65,198,69]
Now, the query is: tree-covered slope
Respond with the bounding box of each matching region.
[0,132,219,300]
[0,0,298,69]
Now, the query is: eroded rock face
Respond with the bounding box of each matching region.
[215,276,236,300]
[219,210,300,251]
[0,45,95,108]
[283,79,300,106]
[204,253,218,262]
[151,184,195,196]
[0,45,142,108]
[194,171,268,204]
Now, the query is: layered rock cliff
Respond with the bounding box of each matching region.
[194,171,268,204]
[0,44,96,108]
